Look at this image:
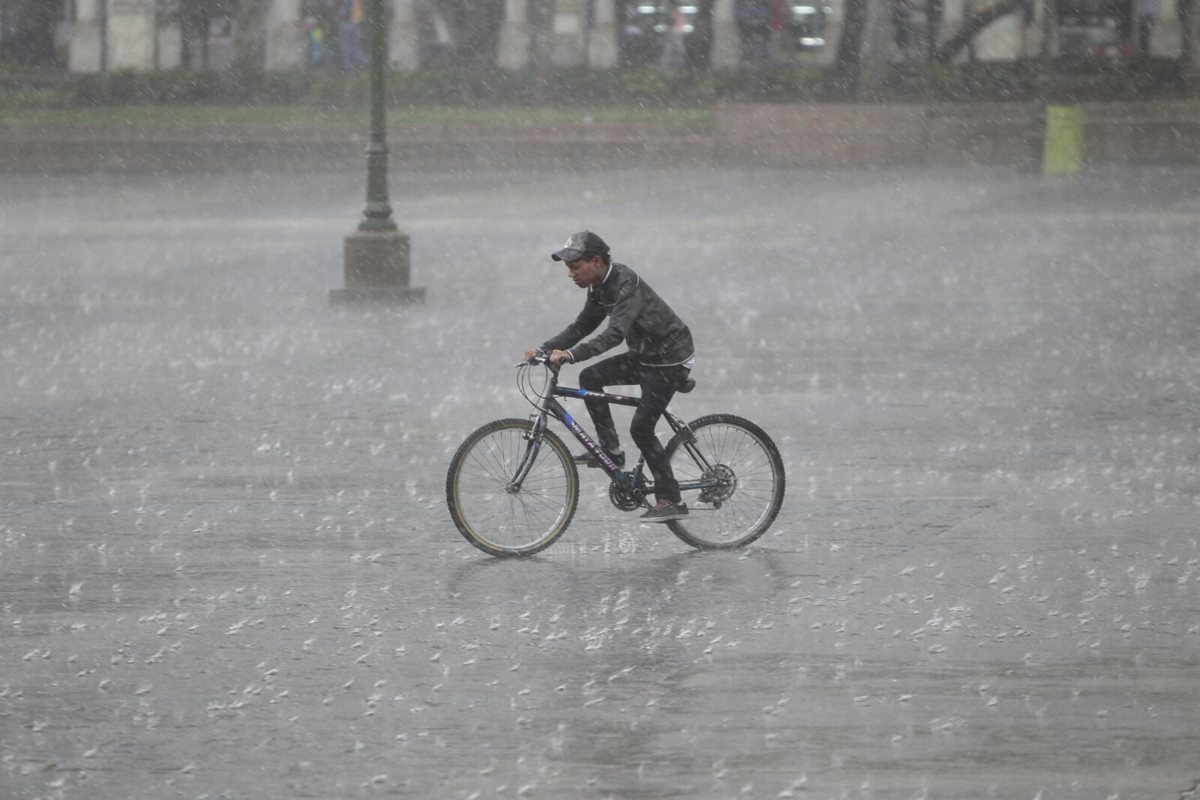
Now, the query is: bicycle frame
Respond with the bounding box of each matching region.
[508,364,717,498]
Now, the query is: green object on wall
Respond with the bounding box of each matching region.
[1043,105,1083,175]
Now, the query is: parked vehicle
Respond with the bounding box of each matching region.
[788,3,832,52]
[620,2,702,65]
[1058,0,1133,58]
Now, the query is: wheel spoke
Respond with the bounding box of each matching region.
[448,420,578,556]
[666,416,784,549]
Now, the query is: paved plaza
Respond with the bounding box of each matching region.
[1,165,1198,799]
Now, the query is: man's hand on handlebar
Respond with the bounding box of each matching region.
[521,348,573,367]
[547,350,574,366]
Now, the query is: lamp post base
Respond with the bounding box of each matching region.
[332,229,425,306]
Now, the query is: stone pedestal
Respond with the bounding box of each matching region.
[1152,0,1182,57]
[159,21,183,68]
[938,0,967,58]
[107,0,155,70]
[552,0,586,66]
[265,0,304,69]
[975,11,1023,60]
[711,0,740,67]
[587,0,617,67]
[389,0,418,69]
[69,0,105,72]
[331,231,425,305]
[498,0,530,69]
[813,0,841,65]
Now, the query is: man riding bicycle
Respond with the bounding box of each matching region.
[523,231,695,523]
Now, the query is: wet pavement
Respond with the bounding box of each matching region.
[2,165,1199,799]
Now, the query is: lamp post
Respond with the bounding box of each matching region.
[331,0,424,305]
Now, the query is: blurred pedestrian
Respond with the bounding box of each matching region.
[338,0,367,70]
[306,16,326,67]
[622,5,654,65]
[1137,0,1158,53]
[736,0,771,62]
[660,5,687,69]
[898,0,929,62]
[767,0,789,62]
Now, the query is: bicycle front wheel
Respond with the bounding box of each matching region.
[664,414,785,549]
[446,418,579,557]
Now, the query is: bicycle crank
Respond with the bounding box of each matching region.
[608,478,646,512]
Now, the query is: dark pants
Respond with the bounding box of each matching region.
[579,354,690,504]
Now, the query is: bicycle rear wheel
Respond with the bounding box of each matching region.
[663,414,785,549]
[446,418,579,557]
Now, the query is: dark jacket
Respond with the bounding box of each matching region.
[542,262,694,366]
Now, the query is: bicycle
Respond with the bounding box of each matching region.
[445,355,786,557]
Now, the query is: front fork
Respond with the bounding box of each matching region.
[506,411,549,492]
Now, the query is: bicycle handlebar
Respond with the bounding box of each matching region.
[515,350,560,372]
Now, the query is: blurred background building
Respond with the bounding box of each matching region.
[0,0,1182,73]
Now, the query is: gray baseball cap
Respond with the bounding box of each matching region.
[551,230,610,262]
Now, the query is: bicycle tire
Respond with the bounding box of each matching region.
[663,414,785,549]
[446,418,579,557]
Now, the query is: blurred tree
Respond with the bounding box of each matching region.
[436,0,505,64]
[5,0,61,66]
[1181,0,1200,94]
[925,0,944,61]
[859,0,899,94]
[837,0,1040,77]
[161,0,237,69]
[233,0,270,80]
[529,0,555,68]
[933,0,1032,62]
[688,0,716,68]
[833,0,869,83]
[834,0,898,96]
[835,0,873,91]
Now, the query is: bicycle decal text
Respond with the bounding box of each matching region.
[567,417,621,472]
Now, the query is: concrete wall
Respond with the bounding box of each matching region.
[66,0,184,71]
[264,0,304,70]
[106,0,154,70]
[5,103,1199,172]
[712,102,1200,167]
[53,0,1197,75]
[712,102,1038,166]
[1081,101,1200,161]
[68,0,104,72]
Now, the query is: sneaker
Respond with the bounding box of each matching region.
[573,449,625,469]
[640,499,688,523]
